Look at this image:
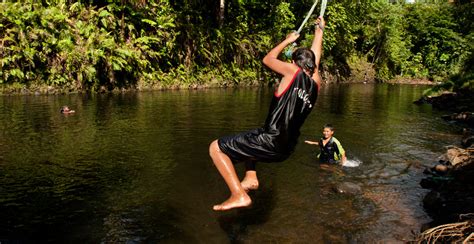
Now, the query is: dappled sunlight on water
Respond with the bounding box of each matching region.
[0,85,464,242]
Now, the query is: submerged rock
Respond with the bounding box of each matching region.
[442,112,474,128]
[333,182,362,195]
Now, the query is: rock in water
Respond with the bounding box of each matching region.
[333,182,362,195]
[434,164,448,173]
[446,147,471,167]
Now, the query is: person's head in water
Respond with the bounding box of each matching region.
[292,47,316,77]
[322,123,334,139]
[60,105,75,114]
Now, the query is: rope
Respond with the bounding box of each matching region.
[286,0,328,58]
[296,0,319,34]
[296,0,328,34]
[319,0,327,18]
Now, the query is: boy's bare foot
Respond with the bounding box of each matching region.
[241,178,259,192]
[241,170,259,192]
[213,194,252,211]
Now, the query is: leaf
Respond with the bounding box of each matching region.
[142,19,157,27]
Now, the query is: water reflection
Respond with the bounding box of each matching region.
[0,84,463,242]
[218,188,275,243]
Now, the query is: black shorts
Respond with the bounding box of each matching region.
[217,128,290,163]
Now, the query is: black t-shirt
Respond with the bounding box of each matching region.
[218,68,318,162]
[263,68,318,152]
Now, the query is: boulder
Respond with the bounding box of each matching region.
[446,147,471,167]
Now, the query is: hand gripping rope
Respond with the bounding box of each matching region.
[285,0,327,58]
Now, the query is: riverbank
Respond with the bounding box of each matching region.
[416,133,474,243]
[0,75,438,96]
[0,78,256,96]
[415,90,474,113]
[387,77,435,85]
[414,92,474,243]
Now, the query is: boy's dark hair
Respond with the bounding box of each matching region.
[292,47,316,77]
[323,123,334,131]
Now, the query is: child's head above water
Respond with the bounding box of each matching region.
[322,123,334,139]
[60,105,75,114]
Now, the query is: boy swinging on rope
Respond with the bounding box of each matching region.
[209,17,326,211]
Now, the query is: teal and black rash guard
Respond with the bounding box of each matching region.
[318,137,345,164]
[218,68,318,163]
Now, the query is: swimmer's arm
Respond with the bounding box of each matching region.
[304,140,319,145]
[340,153,347,165]
[263,32,300,77]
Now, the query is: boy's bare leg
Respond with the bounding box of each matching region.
[241,161,259,192]
[209,140,252,211]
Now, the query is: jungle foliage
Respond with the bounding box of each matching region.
[0,0,472,92]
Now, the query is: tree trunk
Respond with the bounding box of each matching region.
[121,0,126,40]
[218,0,225,27]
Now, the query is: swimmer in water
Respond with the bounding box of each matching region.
[305,123,346,165]
[60,106,75,114]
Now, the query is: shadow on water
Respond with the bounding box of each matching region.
[217,188,276,243]
[100,203,187,243]
[0,157,188,243]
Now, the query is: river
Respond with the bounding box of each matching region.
[0,84,463,243]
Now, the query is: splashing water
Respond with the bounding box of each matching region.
[342,159,362,167]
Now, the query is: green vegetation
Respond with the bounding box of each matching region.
[0,0,472,93]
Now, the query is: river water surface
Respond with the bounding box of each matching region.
[0,84,463,243]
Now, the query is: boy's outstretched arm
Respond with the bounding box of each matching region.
[304,140,319,145]
[311,17,325,86]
